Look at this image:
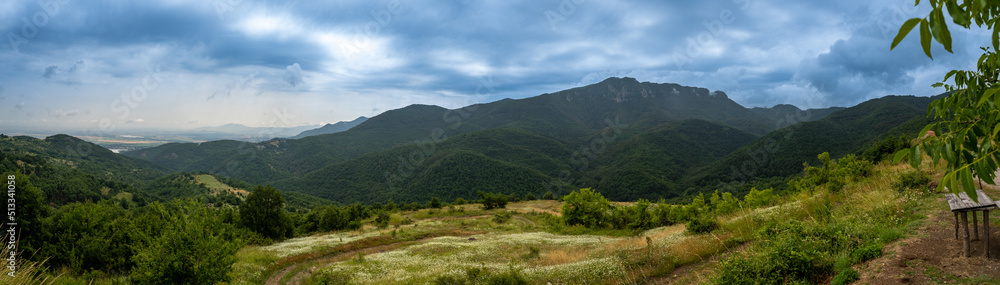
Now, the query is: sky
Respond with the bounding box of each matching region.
[0,0,990,133]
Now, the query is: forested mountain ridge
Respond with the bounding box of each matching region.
[290,116,369,139]
[688,95,939,192]
[123,77,841,185]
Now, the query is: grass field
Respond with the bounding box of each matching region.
[229,158,960,284]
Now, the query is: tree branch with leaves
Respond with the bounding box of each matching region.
[891,0,1000,200]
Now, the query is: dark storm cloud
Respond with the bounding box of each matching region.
[0,0,985,130]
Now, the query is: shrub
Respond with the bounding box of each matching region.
[851,243,882,264]
[743,187,776,208]
[429,197,443,209]
[561,188,610,228]
[862,135,910,162]
[892,170,931,192]
[542,191,555,200]
[479,191,509,210]
[374,212,390,228]
[686,217,719,234]
[832,268,860,285]
[711,190,739,215]
[834,155,873,180]
[493,211,512,224]
[453,197,467,205]
[524,193,537,201]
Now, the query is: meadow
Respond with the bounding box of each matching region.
[228,156,947,284]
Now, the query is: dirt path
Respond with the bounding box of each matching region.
[858,197,1000,284]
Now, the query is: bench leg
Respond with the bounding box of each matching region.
[986,211,991,258]
[974,211,980,241]
[956,212,960,240]
[964,212,971,257]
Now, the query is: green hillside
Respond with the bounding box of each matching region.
[272,120,757,204]
[578,119,760,201]
[123,78,839,187]
[688,95,936,190]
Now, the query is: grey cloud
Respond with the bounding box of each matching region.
[42,66,58,78]
[283,63,303,87]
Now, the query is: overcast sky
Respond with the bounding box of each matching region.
[0,0,989,132]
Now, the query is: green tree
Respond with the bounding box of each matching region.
[429,197,443,209]
[478,191,508,210]
[542,191,555,200]
[131,200,244,285]
[239,185,292,240]
[712,190,740,215]
[892,0,1000,198]
[561,188,610,228]
[744,187,775,208]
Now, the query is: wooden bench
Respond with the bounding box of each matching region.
[944,189,996,257]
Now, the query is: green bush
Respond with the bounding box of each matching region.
[561,188,611,228]
[851,243,882,264]
[892,170,931,192]
[686,217,719,234]
[832,268,860,285]
[375,212,390,228]
[479,191,509,210]
[542,191,555,200]
[493,211,512,224]
[862,135,910,162]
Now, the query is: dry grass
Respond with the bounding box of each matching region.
[539,248,591,266]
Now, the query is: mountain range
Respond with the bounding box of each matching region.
[112,77,935,204]
[291,117,368,139]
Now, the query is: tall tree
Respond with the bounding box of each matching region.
[892,0,1000,198]
[239,185,292,239]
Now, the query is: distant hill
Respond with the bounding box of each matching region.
[688,95,938,190]
[291,117,368,139]
[0,134,332,209]
[124,77,840,185]
[750,104,846,129]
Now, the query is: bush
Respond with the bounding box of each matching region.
[561,188,610,228]
[851,243,882,264]
[493,211,512,224]
[375,212,390,228]
[832,268,860,285]
[892,170,931,192]
[429,197,443,209]
[862,135,910,162]
[542,191,555,200]
[479,191,509,210]
[686,217,719,234]
[743,187,776,208]
[453,197,467,205]
[834,155,873,180]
